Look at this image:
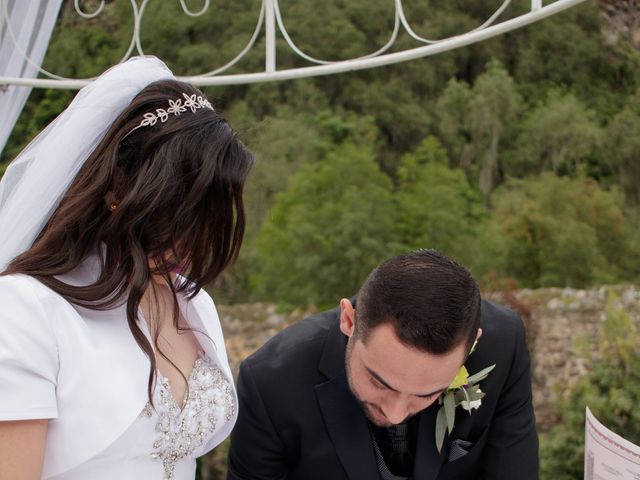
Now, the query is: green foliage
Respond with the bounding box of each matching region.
[394,137,487,266]
[468,60,522,194]
[540,292,640,479]
[488,174,640,288]
[275,0,393,62]
[214,109,380,304]
[506,90,602,177]
[4,0,640,306]
[435,60,521,193]
[251,142,399,307]
[604,91,640,204]
[139,0,264,75]
[511,0,636,117]
[340,74,432,171]
[240,111,324,234]
[436,78,474,169]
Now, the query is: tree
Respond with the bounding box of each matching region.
[489,173,639,288]
[604,92,640,205]
[214,108,380,304]
[506,90,602,177]
[512,0,637,117]
[341,75,432,171]
[436,79,474,170]
[435,60,521,194]
[251,142,398,307]
[4,0,640,311]
[394,136,487,267]
[468,60,522,194]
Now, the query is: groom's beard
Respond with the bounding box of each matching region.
[344,337,414,428]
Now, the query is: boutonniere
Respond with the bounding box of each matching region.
[435,341,495,453]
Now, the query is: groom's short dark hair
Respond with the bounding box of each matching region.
[354,249,481,355]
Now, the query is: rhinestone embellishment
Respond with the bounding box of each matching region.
[140,356,235,480]
[123,92,215,138]
[139,93,213,128]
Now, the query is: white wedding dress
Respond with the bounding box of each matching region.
[0,250,238,479]
[48,353,235,480]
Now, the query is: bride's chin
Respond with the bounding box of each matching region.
[149,272,178,286]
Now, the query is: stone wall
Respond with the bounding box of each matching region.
[489,285,640,431]
[217,285,640,432]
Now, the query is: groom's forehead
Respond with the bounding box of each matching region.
[354,323,466,391]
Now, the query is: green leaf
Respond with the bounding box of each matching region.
[467,388,485,401]
[435,406,447,454]
[466,364,496,384]
[461,386,472,414]
[444,391,456,433]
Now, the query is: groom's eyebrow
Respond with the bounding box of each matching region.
[366,367,398,391]
[365,367,446,398]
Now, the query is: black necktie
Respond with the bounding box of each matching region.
[384,423,413,476]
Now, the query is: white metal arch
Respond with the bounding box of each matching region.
[0,0,588,89]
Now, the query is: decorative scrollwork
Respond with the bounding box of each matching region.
[179,0,211,17]
[273,0,400,65]
[74,0,105,19]
[0,0,590,89]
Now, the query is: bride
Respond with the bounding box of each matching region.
[0,56,253,479]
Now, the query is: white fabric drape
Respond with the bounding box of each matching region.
[0,0,63,156]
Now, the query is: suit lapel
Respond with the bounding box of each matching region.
[314,310,379,480]
[413,404,445,479]
[315,372,379,480]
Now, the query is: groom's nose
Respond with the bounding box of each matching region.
[382,397,412,425]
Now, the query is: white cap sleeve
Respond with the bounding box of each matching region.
[0,275,59,420]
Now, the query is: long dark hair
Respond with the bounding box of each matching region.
[3,79,254,400]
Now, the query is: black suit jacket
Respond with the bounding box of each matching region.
[227,300,538,479]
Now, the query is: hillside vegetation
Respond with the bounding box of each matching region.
[2,0,639,307]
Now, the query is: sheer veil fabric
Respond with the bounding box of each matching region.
[0,56,173,272]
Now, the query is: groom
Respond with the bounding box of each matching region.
[227,250,538,479]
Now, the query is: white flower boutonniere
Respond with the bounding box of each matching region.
[435,343,495,453]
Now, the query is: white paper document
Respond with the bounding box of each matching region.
[585,407,640,480]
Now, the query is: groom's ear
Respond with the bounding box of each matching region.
[339,298,356,337]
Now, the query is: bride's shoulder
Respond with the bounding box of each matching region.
[1,272,43,287]
[0,272,59,297]
[0,272,45,295]
[0,274,70,323]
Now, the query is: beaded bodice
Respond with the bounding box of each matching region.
[140,354,236,480]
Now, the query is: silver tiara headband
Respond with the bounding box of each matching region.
[125,92,214,137]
